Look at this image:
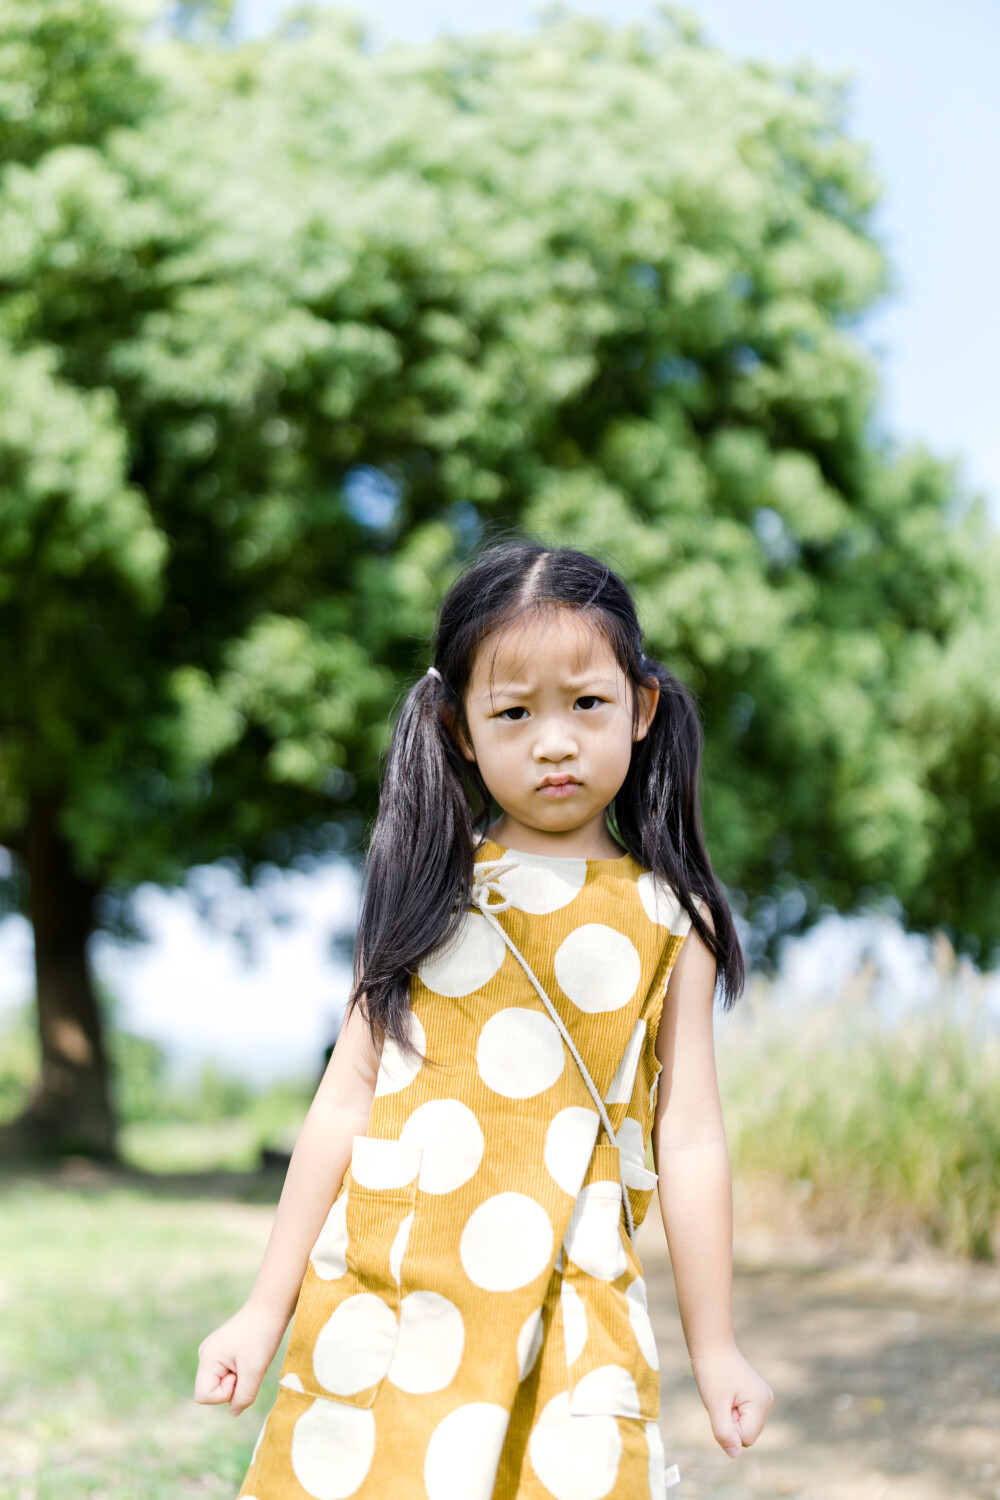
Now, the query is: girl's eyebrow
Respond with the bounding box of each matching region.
[482,675,618,700]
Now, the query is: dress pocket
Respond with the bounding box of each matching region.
[277,1134,422,1409]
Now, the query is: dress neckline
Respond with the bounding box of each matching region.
[473,835,638,871]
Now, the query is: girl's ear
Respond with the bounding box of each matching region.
[634,677,660,742]
[442,703,476,762]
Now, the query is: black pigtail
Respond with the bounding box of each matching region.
[348,669,486,1054]
[614,659,746,1010]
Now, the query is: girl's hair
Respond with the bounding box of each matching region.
[349,539,745,1053]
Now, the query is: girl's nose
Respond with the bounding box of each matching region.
[533,718,579,759]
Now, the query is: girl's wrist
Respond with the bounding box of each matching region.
[689,1336,739,1365]
[245,1289,295,1326]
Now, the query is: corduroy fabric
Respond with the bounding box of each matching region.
[238,838,697,1500]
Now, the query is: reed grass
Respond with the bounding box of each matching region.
[717,941,1000,1261]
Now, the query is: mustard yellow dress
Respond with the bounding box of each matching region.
[237,837,698,1500]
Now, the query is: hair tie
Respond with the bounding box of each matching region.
[426,666,443,683]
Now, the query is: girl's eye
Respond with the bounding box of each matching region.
[497,697,604,722]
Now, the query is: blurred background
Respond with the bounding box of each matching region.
[1,1,998,1496]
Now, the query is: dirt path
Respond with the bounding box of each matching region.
[636,1214,1000,1500]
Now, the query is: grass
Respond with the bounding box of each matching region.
[0,1172,288,1499]
[0,1006,309,1495]
[119,1114,298,1174]
[717,950,1000,1261]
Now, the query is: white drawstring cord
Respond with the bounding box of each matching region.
[468,855,637,1245]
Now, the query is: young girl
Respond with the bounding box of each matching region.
[195,540,774,1499]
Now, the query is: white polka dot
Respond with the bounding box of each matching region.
[647,1422,667,1500]
[350,1135,422,1190]
[517,1309,543,1379]
[637,873,701,935]
[554,924,642,1012]
[636,871,681,929]
[279,1372,304,1391]
[561,1280,588,1364]
[309,1192,348,1280]
[617,1115,644,1158]
[618,1117,657,1190]
[494,851,587,914]
[476,1006,565,1098]
[544,1107,601,1196]
[606,1020,646,1105]
[373,1010,427,1096]
[389,1210,414,1285]
[563,1182,627,1281]
[387,1291,464,1394]
[570,1364,641,1417]
[460,1193,554,1291]
[312,1292,397,1396]
[528,1392,622,1500]
[418,910,507,996]
[399,1099,484,1194]
[424,1403,510,1500]
[626,1278,659,1369]
[291,1398,375,1499]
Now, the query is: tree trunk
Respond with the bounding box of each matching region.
[0,795,118,1161]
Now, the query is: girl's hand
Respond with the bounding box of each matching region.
[690,1341,774,1459]
[194,1301,291,1417]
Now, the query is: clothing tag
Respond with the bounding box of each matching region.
[665,1463,681,1488]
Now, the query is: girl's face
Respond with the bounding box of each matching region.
[451,608,659,852]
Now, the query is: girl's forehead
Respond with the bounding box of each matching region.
[472,612,621,686]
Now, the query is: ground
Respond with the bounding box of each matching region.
[638,1207,1000,1500]
[0,1160,998,1499]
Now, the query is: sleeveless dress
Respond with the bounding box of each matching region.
[237,837,701,1500]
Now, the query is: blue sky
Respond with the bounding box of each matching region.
[3,1,996,1082]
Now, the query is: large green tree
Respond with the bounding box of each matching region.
[1,0,997,1157]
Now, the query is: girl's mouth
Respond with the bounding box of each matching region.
[538,781,581,798]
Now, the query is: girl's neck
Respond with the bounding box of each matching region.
[484,815,624,862]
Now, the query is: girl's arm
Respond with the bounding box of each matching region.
[651,914,774,1460]
[194,997,381,1415]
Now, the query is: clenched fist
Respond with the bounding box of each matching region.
[195,1301,291,1417]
